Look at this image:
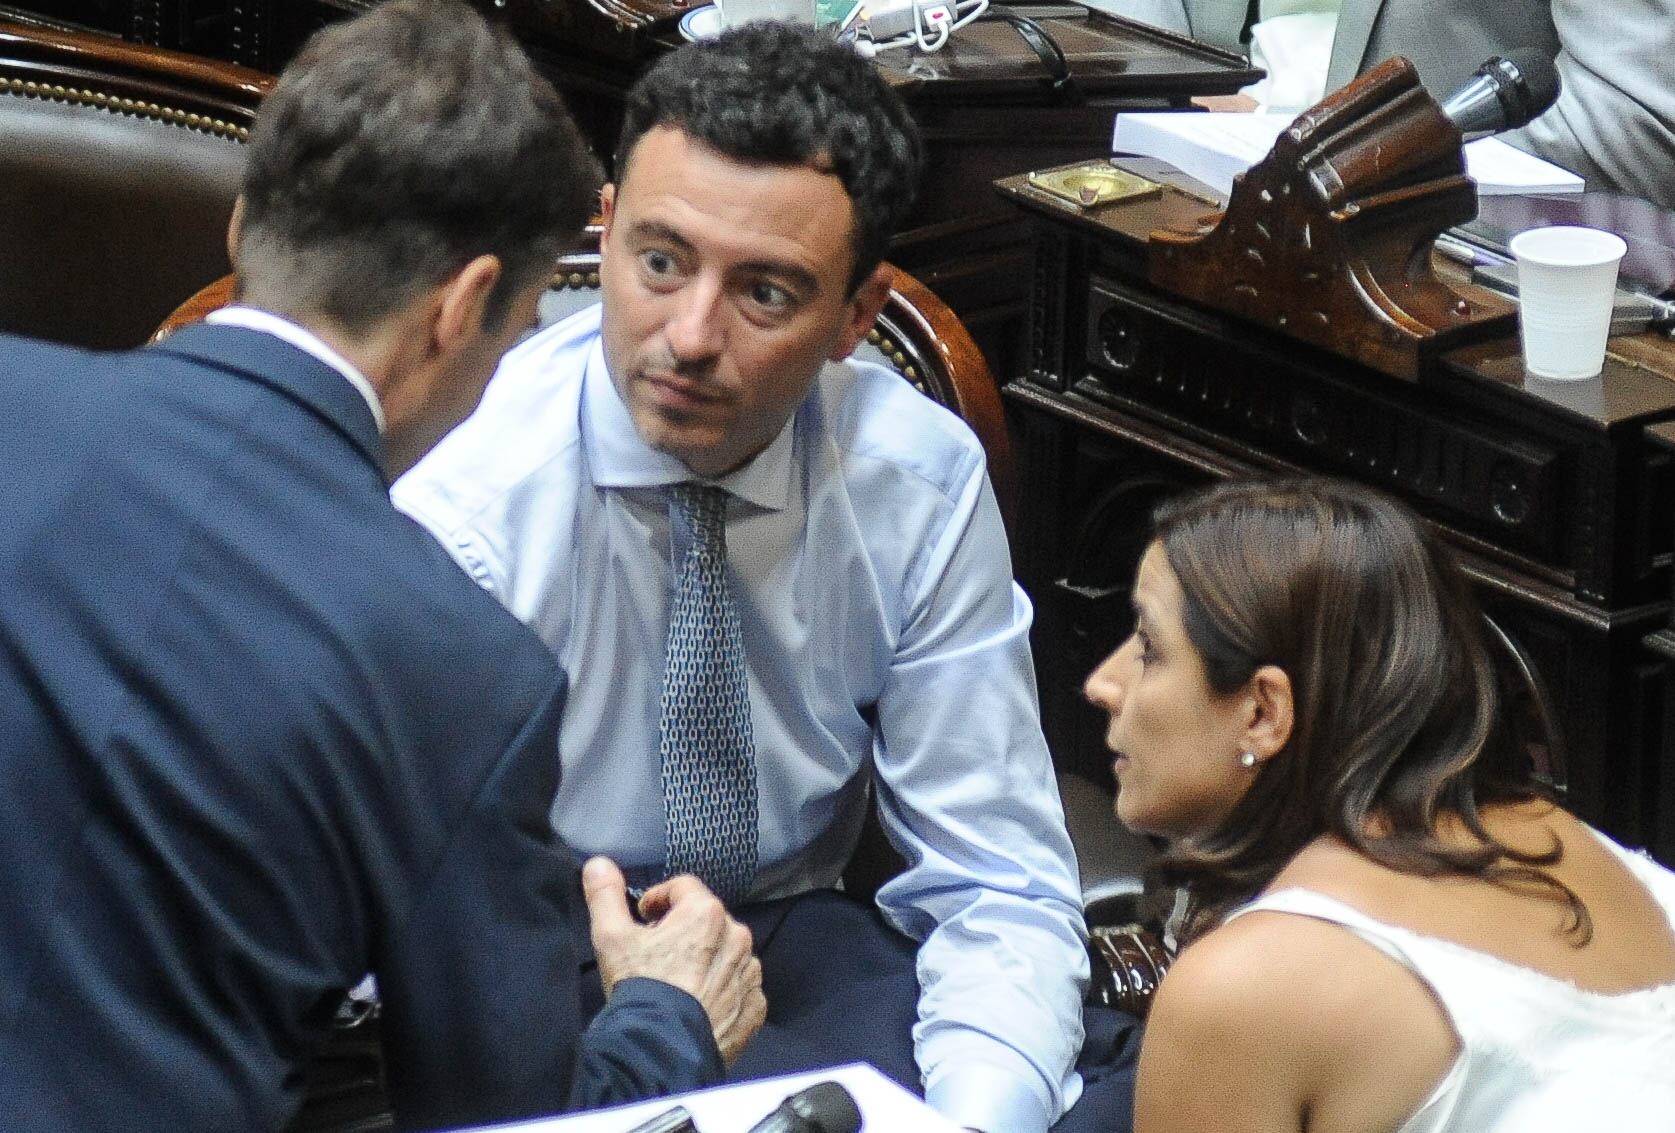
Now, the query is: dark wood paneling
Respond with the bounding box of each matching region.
[1004,200,1675,865]
[3,0,1260,381]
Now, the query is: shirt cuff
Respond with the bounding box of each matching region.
[924,1055,1058,1133]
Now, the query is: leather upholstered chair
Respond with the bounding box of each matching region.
[0,19,269,350]
[155,245,1167,1132]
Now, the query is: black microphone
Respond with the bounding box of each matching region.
[624,1103,699,1133]
[1438,49,1560,140]
[744,1081,863,1133]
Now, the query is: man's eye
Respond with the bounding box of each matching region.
[749,281,793,311]
[640,249,676,276]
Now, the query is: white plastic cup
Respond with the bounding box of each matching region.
[1508,225,1628,380]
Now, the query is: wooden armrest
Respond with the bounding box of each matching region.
[151,274,238,344]
[1087,924,1172,1019]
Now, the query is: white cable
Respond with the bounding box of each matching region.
[857,0,988,55]
[949,0,988,31]
[914,3,950,54]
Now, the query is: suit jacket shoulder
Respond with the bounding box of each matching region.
[1326,0,1559,97]
[0,328,716,1130]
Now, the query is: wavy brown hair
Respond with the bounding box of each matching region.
[1147,478,1584,943]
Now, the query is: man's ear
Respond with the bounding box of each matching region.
[226,195,247,270]
[430,254,503,357]
[1242,664,1295,765]
[830,262,893,362]
[598,183,618,256]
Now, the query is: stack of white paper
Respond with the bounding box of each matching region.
[1112,112,1584,198]
[456,1064,964,1132]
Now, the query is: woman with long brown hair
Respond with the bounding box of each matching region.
[1084,477,1675,1132]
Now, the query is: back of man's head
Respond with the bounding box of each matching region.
[237,0,599,333]
[615,23,923,293]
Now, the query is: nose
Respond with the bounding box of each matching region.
[663,276,725,365]
[1083,646,1128,717]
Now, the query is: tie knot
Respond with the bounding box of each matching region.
[672,483,729,542]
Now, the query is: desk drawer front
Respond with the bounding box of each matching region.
[1066,278,1599,590]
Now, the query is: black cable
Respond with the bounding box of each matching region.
[980,5,1079,102]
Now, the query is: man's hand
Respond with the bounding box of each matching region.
[583,856,766,1063]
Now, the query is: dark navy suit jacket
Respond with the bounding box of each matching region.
[0,324,720,1131]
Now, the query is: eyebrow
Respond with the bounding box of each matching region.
[627,220,694,255]
[627,220,821,297]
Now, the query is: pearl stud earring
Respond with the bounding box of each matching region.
[1239,751,1258,769]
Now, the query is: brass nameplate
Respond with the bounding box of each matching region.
[1026,163,1162,210]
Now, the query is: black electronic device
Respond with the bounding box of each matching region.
[744,1081,863,1133]
[624,1102,700,1133]
[1438,49,1560,140]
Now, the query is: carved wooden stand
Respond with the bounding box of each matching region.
[1148,56,1515,381]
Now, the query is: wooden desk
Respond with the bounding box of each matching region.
[2,0,1258,376]
[998,173,1675,866]
[0,0,354,69]
[1645,418,1675,867]
[500,1,1262,376]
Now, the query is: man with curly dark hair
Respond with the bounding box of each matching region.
[397,23,1138,1133]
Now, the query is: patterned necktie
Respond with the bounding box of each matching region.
[660,483,758,904]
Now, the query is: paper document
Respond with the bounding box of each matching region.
[1112,112,1584,198]
[452,1063,965,1132]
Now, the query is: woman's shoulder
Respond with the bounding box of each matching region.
[1158,890,1428,1049]
[1135,914,1357,1129]
[1138,887,1457,1131]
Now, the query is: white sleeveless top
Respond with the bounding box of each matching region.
[1225,836,1675,1132]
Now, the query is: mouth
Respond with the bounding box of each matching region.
[641,371,725,412]
[1111,753,1131,775]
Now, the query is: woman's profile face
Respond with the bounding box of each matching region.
[1084,542,1258,841]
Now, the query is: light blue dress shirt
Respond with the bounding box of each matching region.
[393,304,1088,1133]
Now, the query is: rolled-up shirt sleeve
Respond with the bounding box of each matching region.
[869,462,1088,1133]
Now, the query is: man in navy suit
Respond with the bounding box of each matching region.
[0,1,763,1129]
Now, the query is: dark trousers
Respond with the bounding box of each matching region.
[580,888,1139,1130]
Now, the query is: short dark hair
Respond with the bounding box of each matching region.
[1145,478,1582,942]
[614,22,923,292]
[237,0,601,331]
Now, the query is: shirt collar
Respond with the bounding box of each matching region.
[206,306,387,433]
[580,337,794,512]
